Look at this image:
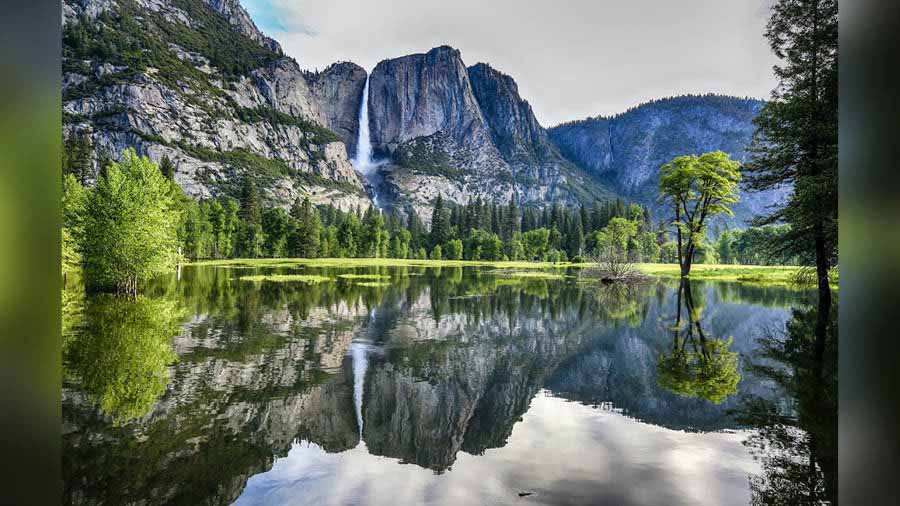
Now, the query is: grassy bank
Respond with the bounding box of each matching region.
[635,263,838,287]
[188,257,578,270]
[186,257,836,287]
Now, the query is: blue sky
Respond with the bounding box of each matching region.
[240,0,777,126]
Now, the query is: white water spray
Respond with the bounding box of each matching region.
[352,76,376,173]
[350,341,369,442]
[351,76,383,209]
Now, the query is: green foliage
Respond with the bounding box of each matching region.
[659,151,742,276]
[430,245,443,260]
[657,337,740,404]
[79,149,180,293]
[444,239,463,260]
[745,0,837,277]
[396,138,457,177]
[64,294,182,424]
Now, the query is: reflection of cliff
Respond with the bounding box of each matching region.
[63,292,367,506]
[359,296,597,472]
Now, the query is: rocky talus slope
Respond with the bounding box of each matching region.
[62,0,371,211]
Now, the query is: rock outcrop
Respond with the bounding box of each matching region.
[548,95,786,226]
[366,46,613,220]
[307,62,368,156]
[62,0,372,211]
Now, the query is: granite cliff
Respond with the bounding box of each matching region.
[62,0,372,211]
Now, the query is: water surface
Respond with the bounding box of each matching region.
[62,264,836,505]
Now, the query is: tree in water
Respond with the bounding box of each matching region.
[79,149,180,294]
[656,279,741,404]
[658,151,741,276]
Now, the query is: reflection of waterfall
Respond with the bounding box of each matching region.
[350,341,369,442]
[351,75,384,208]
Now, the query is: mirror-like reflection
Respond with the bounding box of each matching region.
[62,265,836,505]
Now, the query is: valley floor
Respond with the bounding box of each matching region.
[188,258,833,287]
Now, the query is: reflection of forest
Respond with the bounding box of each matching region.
[736,300,838,505]
[62,265,819,505]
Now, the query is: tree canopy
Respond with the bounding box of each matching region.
[659,150,741,276]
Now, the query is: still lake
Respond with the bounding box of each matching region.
[62,264,837,505]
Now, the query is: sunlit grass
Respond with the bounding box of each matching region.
[635,263,838,287]
[354,281,391,288]
[191,257,580,269]
[336,274,391,280]
[238,274,332,284]
[490,270,566,280]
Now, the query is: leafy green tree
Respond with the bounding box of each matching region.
[522,228,550,261]
[639,231,661,263]
[444,239,463,260]
[659,150,741,276]
[288,197,321,258]
[390,229,411,259]
[79,149,180,293]
[715,230,735,265]
[62,174,87,276]
[181,200,214,260]
[63,130,93,184]
[745,0,837,314]
[430,244,443,260]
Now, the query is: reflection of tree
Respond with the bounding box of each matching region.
[589,282,652,326]
[735,300,837,505]
[657,279,740,404]
[64,294,183,425]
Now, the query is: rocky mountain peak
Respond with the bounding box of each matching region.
[368,45,491,155]
[200,0,283,53]
[467,62,555,165]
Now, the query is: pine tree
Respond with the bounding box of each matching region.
[745,0,837,316]
[430,195,450,248]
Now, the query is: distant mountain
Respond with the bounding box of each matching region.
[367,46,613,219]
[61,1,783,226]
[549,95,787,227]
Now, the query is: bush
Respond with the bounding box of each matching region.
[430,245,443,260]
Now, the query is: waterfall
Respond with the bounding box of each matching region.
[350,341,369,442]
[352,76,375,173]
[351,75,382,208]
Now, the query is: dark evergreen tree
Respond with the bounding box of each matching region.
[745,0,837,315]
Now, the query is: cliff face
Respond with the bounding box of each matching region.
[307,62,368,156]
[62,0,372,211]
[366,47,613,220]
[548,95,786,226]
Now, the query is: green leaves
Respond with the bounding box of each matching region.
[659,150,742,275]
[79,149,180,292]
